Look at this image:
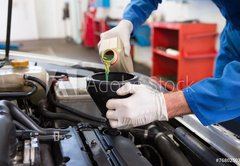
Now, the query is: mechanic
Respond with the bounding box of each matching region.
[99,0,240,129]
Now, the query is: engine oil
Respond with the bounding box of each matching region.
[102,54,113,81]
[100,37,134,81]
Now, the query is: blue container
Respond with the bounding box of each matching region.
[0,43,20,50]
[96,0,110,8]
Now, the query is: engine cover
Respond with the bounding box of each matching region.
[58,126,151,166]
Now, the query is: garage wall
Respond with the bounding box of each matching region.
[0,0,86,42]
[0,0,66,41]
[108,0,130,19]
[35,0,65,39]
[69,0,82,44]
[0,0,39,41]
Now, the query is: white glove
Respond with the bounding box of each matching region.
[106,83,168,129]
[99,20,133,56]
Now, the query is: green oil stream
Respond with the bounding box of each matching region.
[102,56,112,81]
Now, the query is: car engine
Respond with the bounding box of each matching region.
[0,60,238,166]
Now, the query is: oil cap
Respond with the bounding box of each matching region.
[10,60,29,68]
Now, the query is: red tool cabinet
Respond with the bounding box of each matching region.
[81,10,96,47]
[93,19,109,46]
[151,22,217,90]
[81,10,109,48]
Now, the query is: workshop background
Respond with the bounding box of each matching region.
[0,0,225,88]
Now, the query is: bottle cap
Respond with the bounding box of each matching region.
[10,60,29,68]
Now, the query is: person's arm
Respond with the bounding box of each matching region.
[105,83,192,129]
[183,60,240,126]
[183,22,240,126]
[164,91,192,119]
[99,0,162,56]
[123,0,162,32]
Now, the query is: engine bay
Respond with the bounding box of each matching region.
[0,58,239,166]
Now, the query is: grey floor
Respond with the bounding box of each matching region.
[18,38,150,76]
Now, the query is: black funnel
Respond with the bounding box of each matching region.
[87,72,138,118]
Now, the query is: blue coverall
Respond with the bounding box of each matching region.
[123,0,240,125]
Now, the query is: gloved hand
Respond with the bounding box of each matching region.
[98,20,133,56]
[106,83,168,129]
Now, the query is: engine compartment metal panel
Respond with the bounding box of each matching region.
[176,115,240,166]
[59,127,92,166]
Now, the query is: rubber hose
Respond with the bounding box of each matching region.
[13,120,29,130]
[25,75,106,123]
[24,75,47,92]
[40,144,55,166]
[0,103,18,165]
[0,81,37,99]
[148,125,191,166]
[154,133,191,166]
[0,100,68,135]
[136,144,163,166]
[129,126,191,166]
[38,101,106,127]
[174,127,226,166]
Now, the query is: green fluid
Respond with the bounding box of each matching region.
[102,56,112,81]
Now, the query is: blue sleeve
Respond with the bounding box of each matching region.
[183,61,240,126]
[123,0,162,31]
[212,0,240,30]
[183,22,240,126]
